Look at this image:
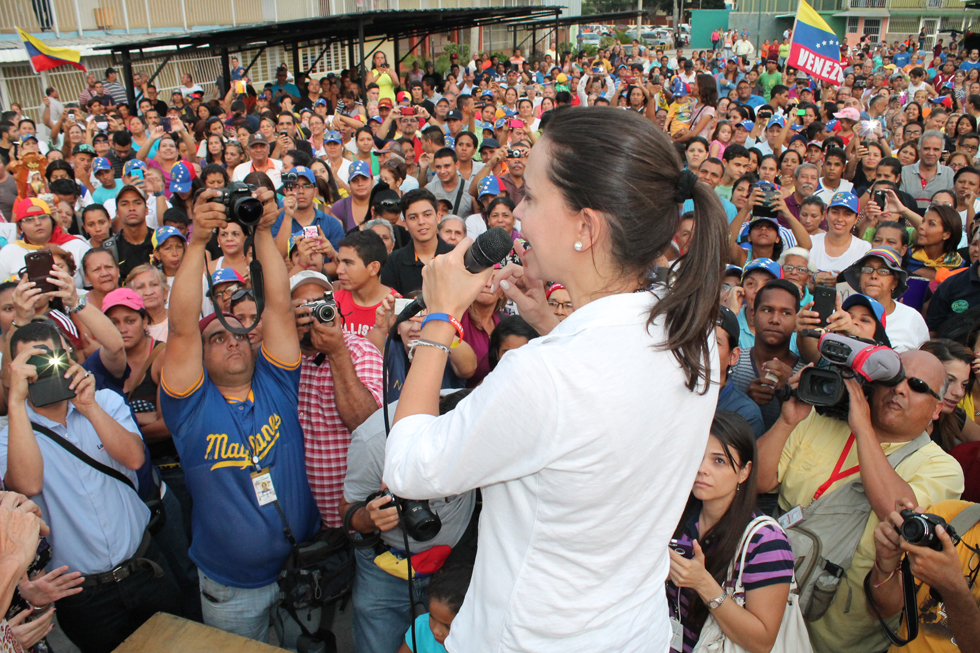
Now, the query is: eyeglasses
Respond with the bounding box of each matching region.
[721,283,735,292]
[378,199,401,211]
[288,183,316,191]
[215,284,243,300]
[860,266,894,277]
[18,215,47,225]
[548,300,573,311]
[907,376,941,400]
[782,265,810,275]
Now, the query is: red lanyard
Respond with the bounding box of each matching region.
[812,433,860,501]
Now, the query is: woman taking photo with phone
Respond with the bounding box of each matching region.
[666,411,796,653]
[365,51,398,103]
[383,107,728,652]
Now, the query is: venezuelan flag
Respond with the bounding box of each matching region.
[17,27,86,73]
[788,0,843,86]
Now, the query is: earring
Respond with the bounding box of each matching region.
[574,242,584,251]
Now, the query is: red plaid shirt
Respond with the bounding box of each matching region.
[298,333,383,527]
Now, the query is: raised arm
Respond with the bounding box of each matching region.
[50,267,126,379]
[137,126,163,162]
[251,188,300,365]
[162,190,226,394]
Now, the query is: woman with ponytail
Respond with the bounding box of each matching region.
[382,107,730,652]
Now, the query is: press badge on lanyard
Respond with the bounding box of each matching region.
[249,453,277,506]
[778,433,860,530]
[669,616,683,651]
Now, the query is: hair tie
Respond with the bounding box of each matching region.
[675,169,698,204]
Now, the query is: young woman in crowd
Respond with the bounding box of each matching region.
[667,410,795,653]
[685,137,709,171]
[81,205,113,249]
[919,339,980,450]
[206,220,252,284]
[908,204,963,280]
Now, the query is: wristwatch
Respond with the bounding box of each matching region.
[707,590,729,610]
[67,295,87,314]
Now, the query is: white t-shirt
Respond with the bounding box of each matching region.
[179,84,204,98]
[885,300,930,353]
[0,238,91,288]
[103,196,168,231]
[332,159,352,184]
[384,292,717,653]
[814,179,855,206]
[808,233,872,272]
[231,159,283,187]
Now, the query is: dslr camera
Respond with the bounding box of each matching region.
[777,332,904,420]
[900,509,959,551]
[368,488,442,542]
[301,290,338,324]
[214,182,263,227]
[27,345,76,407]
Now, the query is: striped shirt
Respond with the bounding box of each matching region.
[730,347,805,430]
[666,514,795,653]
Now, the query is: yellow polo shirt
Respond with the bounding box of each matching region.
[777,411,964,653]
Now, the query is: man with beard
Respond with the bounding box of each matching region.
[288,270,383,529]
[783,163,819,223]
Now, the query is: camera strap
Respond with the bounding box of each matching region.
[863,556,919,647]
[31,422,137,493]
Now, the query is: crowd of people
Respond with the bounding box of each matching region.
[0,26,977,653]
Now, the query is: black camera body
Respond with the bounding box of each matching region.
[27,346,76,407]
[302,291,338,324]
[900,509,958,551]
[777,332,904,420]
[216,182,263,226]
[370,488,442,542]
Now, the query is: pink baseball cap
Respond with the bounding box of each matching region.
[102,288,145,313]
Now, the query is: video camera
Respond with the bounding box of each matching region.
[27,345,76,407]
[776,331,904,420]
[367,488,442,542]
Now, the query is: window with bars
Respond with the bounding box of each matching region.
[864,18,881,40]
[847,17,860,33]
[888,17,919,35]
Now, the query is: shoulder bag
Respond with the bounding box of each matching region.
[693,515,813,653]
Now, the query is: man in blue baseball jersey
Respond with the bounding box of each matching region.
[160,186,320,646]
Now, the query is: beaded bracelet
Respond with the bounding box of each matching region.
[413,339,451,355]
[421,312,464,340]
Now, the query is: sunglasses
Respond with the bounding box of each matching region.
[231,288,254,302]
[906,376,941,400]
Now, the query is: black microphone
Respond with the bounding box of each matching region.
[389,227,515,335]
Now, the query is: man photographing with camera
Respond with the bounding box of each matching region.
[868,498,980,652]
[0,321,180,651]
[160,186,320,646]
[756,350,964,653]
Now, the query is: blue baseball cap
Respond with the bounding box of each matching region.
[152,226,186,249]
[478,175,501,198]
[124,159,146,175]
[325,131,342,145]
[211,268,246,287]
[19,134,38,145]
[494,118,507,130]
[169,161,195,194]
[829,191,859,213]
[741,258,782,281]
[93,157,112,172]
[671,78,689,98]
[826,119,839,130]
[289,166,315,185]
[349,160,372,180]
[766,115,785,129]
[481,89,495,98]
[736,121,755,131]
[445,136,456,149]
[842,293,886,326]
[315,98,328,107]
[369,115,384,124]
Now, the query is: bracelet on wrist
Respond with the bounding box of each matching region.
[421,313,464,340]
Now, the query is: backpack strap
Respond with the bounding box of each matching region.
[949,503,980,538]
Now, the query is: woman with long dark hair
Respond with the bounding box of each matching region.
[666,411,795,653]
[919,339,980,450]
[382,107,729,650]
[674,73,719,142]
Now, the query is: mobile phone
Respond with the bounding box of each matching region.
[669,539,694,559]
[131,167,144,181]
[26,346,76,408]
[399,106,417,117]
[651,74,661,85]
[509,119,524,129]
[161,117,172,131]
[797,109,806,116]
[812,285,837,328]
[303,226,318,240]
[593,67,603,74]
[873,190,887,211]
[68,113,76,123]
[25,250,57,294]
[393,297,411,314]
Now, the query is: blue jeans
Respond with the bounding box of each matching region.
[352,548,430,653]
[199,570,322,651]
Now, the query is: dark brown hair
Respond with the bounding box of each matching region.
[542,107,728,391]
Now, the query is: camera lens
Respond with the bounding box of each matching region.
[400,500,442,542]
[312,303,337,323]
[233,196,263,225]
[813,378,838,398]
[901,518,926,544]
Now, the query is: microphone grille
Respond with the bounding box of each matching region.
[477,226,516,264]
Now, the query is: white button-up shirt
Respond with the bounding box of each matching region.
[385,292,718,652]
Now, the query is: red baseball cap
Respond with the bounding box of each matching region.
[13,198,50,222]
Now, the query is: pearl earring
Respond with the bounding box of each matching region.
[574,242,584,251]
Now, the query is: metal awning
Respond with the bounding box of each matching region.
[833,8,891,16]
[774,13,796,18]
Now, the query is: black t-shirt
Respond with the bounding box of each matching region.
[379,238,454,295]
[853,75,867,89]
[116,228,154,280]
